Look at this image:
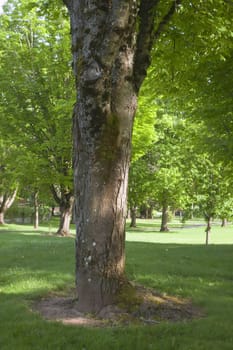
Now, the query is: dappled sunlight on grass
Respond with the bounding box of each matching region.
[0,228,75,298]
[0,267,73,296]
[126,241,233,327]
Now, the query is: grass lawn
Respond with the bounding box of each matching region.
[0,219,233,349]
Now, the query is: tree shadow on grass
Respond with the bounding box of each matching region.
[0,232,232,328]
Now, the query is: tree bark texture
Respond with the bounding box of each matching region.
[71,0,138,312]
[65,0,180,312]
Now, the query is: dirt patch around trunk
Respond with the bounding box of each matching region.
[32,284,204,328]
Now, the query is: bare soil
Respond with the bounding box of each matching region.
[32,284,204,327]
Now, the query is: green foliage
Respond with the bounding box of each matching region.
[182,150,233,223]
[132,82,157,161]
[0,0,75,199]
[147,0,233,163]
[129,112,191,214]
[0,140,19,193]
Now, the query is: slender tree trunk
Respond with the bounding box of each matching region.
[205,217,211,245]
[50,185,74,236]
[191,203,194,219]
[0,211,5,225]
[33,190,39,230]
[160,203,170,232]
[221,218,227,227]
[148,206,153,219]
[56,195,74,236]
[130,207,137,227]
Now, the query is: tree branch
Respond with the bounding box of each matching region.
[133,0,181,92]
[5,188,18,209]
[50,184,62,205]
[154,0,182,40]
[133,0,160,92]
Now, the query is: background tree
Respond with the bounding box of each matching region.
[128,156,153,227]
[0,140,18,224]
[148,0,233,165]
[0,0,75,234]
[186,155,233,245]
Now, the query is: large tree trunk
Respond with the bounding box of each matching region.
[160,202,170,232]
[64,0,180,313]
[69,1,138,312]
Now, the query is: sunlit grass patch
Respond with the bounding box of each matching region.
[0,222,232,349]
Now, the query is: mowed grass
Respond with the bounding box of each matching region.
[126,218,233,245]
[0,220,233,350]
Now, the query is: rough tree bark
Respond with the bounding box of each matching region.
[0,188,18,225]
[64,0,180,312]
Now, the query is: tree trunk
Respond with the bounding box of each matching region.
[221,218,227,227]
[33,190,39,230]
[0,211,5,225]
[50,184,74,236]
[205,217,211,245]
[160,203,170,232]
[64,0,179,313]
[148,206,153,219]
[130,207,137,227]
[0,188,18,225]
[56,195,74,236]
[68,1,138,312]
